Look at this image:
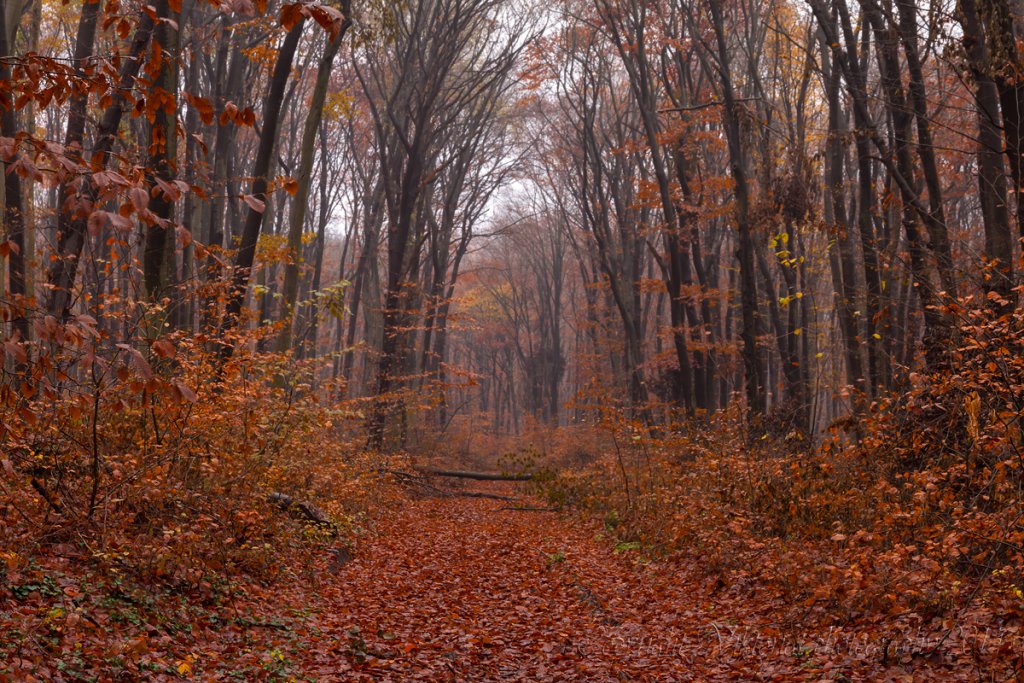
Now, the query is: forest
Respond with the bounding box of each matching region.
[0,0,1023,679]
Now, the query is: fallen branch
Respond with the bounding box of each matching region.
[267,492,334,527]
[235,617,291,631]
[30,477,62,514]
[452,491,516,501]
[210,614,290,631]
[379,469,520,501]
[419,468,533,481]
[378,468,419,482]
[500,505,559,512]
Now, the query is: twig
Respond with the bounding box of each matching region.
[235,618,290,631]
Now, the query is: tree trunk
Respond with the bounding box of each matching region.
[47,7,153,319]
[984,0,1024,244]
[205,17,245,283]
[810,0,952,369]
[300,121,333,361]
[47,0,102,319]
[144,0,179,304]
[0,7,28,342]
[960,0,1016,308]
[893,0,958,300]
[277,17,350,353]
[709,0,765,414]
[821,38,866,400]
[219,20,306,360]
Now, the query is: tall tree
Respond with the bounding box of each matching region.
[219,18,306,358]
[959,0,1016,308]
[0,5,27,342]
[357,0,526,448]
[143,0,181,304]
[278,4,352,353]
[706,0,765,414]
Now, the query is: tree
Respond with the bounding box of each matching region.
[356,0,527,448]
[277,1,353,353]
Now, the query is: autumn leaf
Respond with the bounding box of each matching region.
[88,210,133,234]
[116,343,153,379]
[280,3,304,30]
[151,339,175,359]
[219,100,238,126]
[3,338,27,364]
[129,187,149,213]
[236,107,256,127]
[184,92,215,125]
[310,5,346,39]
[172,380,198,403]
[243,194,266,213]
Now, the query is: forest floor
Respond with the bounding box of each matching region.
[236,482,990,682]
[4,480,1006,682]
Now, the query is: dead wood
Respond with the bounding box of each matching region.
[419,468,533,481]
[267,492,333,527]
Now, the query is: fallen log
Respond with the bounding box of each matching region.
[419,468,533,481]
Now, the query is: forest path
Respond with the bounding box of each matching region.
[294,486,798,682]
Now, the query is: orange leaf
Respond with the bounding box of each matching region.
[151,339,175,359]
[280,3,304,30]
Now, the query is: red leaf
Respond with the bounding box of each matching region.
[3,338,27,364]
[185,92,215,125]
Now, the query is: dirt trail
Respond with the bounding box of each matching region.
[295,486,807,682]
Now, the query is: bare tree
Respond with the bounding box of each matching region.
[356,0,528,448]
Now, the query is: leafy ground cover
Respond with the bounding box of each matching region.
[6,478,1017,681]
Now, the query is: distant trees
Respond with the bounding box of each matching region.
[355,0,527,447]
[2,0,1024,446]
[454,0,1024,438]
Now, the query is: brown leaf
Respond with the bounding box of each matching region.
[243,194,266,213]
[173,380,197,403]
[151,339,175,359]
[280,3,305,30]
[129,186,149,213]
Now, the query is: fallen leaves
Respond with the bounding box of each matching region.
[3,486,1020,681]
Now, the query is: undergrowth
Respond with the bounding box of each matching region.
[529,304,1024,667]
[0,315,405,679]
